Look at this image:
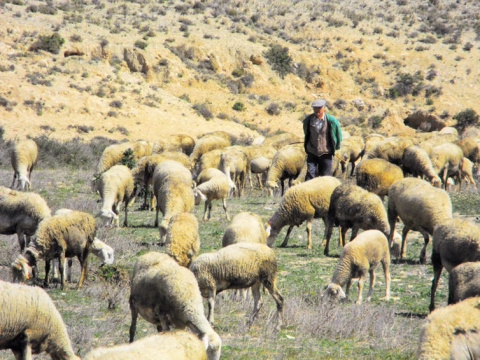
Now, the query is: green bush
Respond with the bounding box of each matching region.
[134,40,148,49]
[232,102,245,111]
[453,108,479,133]
[30,33,65,54]
[264,44,292,79]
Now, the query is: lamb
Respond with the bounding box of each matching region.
[355,158,404,200]
[219,149,248,197]
[401,145,442,186]
[189,135,231,164]
[448,262,480,306]
[193,168,233,221]
[129,252,221,360]
[336,135,365,178]
[418,297,480,360]
[10,138,38,191]
[388,178,452,265]
[430,218,480,311]
[95,141,152,175]
[323,183,390,257]
[429,142,464,189]
[222,212,268,247]
[165,212,200,267]
[0,280,79,360]
[0,186,51,251]
[94,165,136,227]
[153,160,194,242]
[266,144,307,196]
[190,242,284,329]
[11,210,96,289]
[84,331,207,360]
[323,230,390,304]
[266,176,341,249]
[364,136,414,165]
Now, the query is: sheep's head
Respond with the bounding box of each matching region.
[96,209,119,227]
[159,220,169,245]
[193,188,207,205]
[266,181,278,197]
[11,255,32,283]
[430,176,442,188]
[265,220,279,247]
[17,175,31,191]
[203,330,222,360]
[91,238,115,266]
[323,283,346,301]
[390,230,402,259]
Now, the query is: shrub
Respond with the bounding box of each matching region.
[193,102,213,119]
[264,44,292,79]
[30,33,65,54]
[463,42,474,52]
[265,102,281,115]
[453,109,479,133]
[232,102,245,111]
[368,115,383,129]
[70,34,83,42]
[388,71,424,98]
[109,100,123,108]
[134,40,148,49]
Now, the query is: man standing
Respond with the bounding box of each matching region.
[303,99,342,180]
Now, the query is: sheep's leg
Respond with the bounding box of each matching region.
[340,226,348,247]
[203,201,209,221]
[44,260,51,288]
[305,220,313,249]
[356,276,364,304]
[345,279,351,301]
[382,259,391,300]
[400,226,410,260]
[429,253,443,312]
[154,207,160,227]
[150,193,156,211]
[13,344,32,360]
[11,171,17,189]
[387,208,397,248]
[264,280,284,331]
[256,174,263,189]
[349,225,359,242]
[366,269,375,302]
[280,225,294,248]
[158,315,170,331]
[419,229,430,265]
[58,254,66,290]
[66,259,73,283]
[222,198,230,221]
[123,201,129,227]
[350,161,356,177]
[248,282,263,326]
[207,201,213,221]
[129,299,138,342]
[207,290,216,324]
[77,251,89,289]
[323,221,334,256]
[17,232,26,252]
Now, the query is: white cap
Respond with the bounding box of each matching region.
[311,99,326,108]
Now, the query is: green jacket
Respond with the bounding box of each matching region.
[303,113,342,154]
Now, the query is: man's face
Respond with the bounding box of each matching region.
[313,106,324,118]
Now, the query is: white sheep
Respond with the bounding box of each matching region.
[190,242,284,329]
[418,296,480,360]
[0,186,51,251]
[219,150,248,197]
[165,212,200,267]
[323,183,390,257]
[266,176,341,249]
[335,135,365,178]
[430,218,480,311]
[456,157,476,190]
[222,211,267,247]
[94,164,136,227]
[129,252,221,360]
[355,158,404,200]
[11,210,96,289]
[388,178,452,265]
[95,141,152,175]
[250,156,270,189]
[153,134,196,155]
[323,230,390,304]
[429,142,464,189]
[0,280,79,360]
[193,168,233,221]
[10,138,38,191]
[189,135,231,164]
[401,145,442,186]
[448,262,480,306]
[364,136,414,165]
[84,331,207,360]
[263,132,302,149]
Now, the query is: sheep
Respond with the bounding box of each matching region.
[448,262,480,306]
[455,157,476,190]
[198,130,232,143]
[241,144,277,188]
[388,178,452,265]
[454,137,480,164]
[401,145,442,186]
[189,135,231,165]
[10,138,38,191]
[153,160,194,243]
[192,148,224,179]
[266,144,307,196]
[165,212,200,267]
[335,135,365,178]
[250,156,270,189]
[190,242,284,330]
[153,134,196,155]
[11,210,96,290]
[193,168,233,221]
[222,212,268,247]
[363,134,385,157]
[430,218,480,311]
[418,297,480,360]
[364,136,414,165]
[129,252,221,360]
[84,331,207,360]
[0,186,51,251]
[266,176,341,249]
[429,143,464,189]
[0,280,79,360]
[94,165,136,227]
[95,141,152,175]
[219,149,248,197]
[323,230,390,304]
[323,183,390,257]
[263,132,302,149]
[355,158,404,200]
[418,133,459,155]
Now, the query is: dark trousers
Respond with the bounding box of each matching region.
[306,153,333,180]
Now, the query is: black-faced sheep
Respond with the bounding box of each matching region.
[323,230,390,304]
[129,252,221,360]
[193,168,233,221]
[388,178,452,265]
[0,186,51,251]
[430,218,480,311]
[266,176,341,249]
[11,210,96,289]
[355,158,404,200]
[10,138,38,191]
[323,183,390,257]
[401,145,442,186]
[165,212,200,267]
[0,280,79,360]
[190,242,284,330]
[222,212,267,247]
[448,262,480,306]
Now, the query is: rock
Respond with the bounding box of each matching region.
[352,98,365,111]
[404,111,446,132]
[250,54,263,65]
[123,48,149,74]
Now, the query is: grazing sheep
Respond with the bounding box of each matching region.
[250,156,271,189]
[336,136,365,178]
[0,186,51,251]
[363,134,385,157]
[219,149,248,197]
[401,145,442,186]
[266,145,307,196]
[192,148,224,179]
[356,158,404,200]
[153,134,196,156]
[11,210,96,289]
[456,157,476,190]
[388,178,452,265]
[418,133,459,155]
[448,262,480,306]
[364,136,414,165]
[263,132,302,149]
[198,130,232,143]
[418,297,480,360]
[189,135,231,164]
[190,242,284,329]
[193,168,233,221]
[129,252,221,360]
[222,212,267,247]
[430,143,464,189]
[165,212,200,267]
[324,184,390,257]
[0,280,79,360]
[266,176,341,249]
[323,230,390,304]
[454,137,480,164]
[95,141,152,175]
[153,160,194,243]
[84,331,207,360]
[10,138,38,191]
[430,218,480,311]
[94,165,135,227]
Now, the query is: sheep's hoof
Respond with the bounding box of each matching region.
[279,242,288,248]
[323,249,329,257]
[305,244,311,250]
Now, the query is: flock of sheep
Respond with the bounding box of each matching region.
[2,126,480,359]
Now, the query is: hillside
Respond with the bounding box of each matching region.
[1,0,479,142]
